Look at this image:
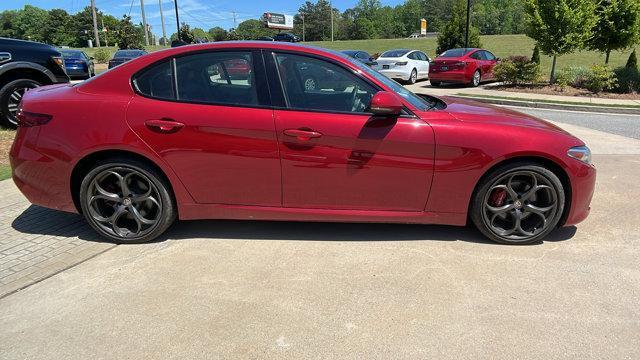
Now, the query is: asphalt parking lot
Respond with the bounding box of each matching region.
[1,107,639,359]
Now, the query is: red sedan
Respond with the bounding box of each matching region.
[429,48,499,87]
[10,42,595,245]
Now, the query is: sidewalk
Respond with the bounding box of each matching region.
[406,82,640,108]
[0,180,115,298]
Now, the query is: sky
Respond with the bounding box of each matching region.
[2,0,404,37]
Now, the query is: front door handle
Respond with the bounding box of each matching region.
[145,119,184,134]
[283,129,322,141]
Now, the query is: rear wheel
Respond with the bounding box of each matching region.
[407,69,418,84]
[0,79,40,128]
[79,158,176,243]
[470,163,565,245]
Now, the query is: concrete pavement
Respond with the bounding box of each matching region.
[0,114,639,358]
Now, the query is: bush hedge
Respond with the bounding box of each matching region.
[494,55,540,85]
[93,48,111,64]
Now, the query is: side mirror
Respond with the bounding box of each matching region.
[89,56,94,60]
[369,91,403,116]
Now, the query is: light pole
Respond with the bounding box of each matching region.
[174,0,181,41]
[302,13,305,42]
[330,0,334,42]
[464,0,471,48]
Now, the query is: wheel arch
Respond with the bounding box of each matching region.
[70,149,178,215]
[0,63,56,85]
[467,155,572,227]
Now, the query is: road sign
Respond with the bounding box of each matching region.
[264,12,294,30]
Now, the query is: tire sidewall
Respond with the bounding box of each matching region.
[409,69,417,84]
[79,159,176,244]
[471,70,481,87]
[470,163,565,245]
[0,78,41,128]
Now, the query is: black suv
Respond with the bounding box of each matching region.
[273,33,300,43]
[0,38,69,128]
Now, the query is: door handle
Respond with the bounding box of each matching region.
[145,119,184,134]
[283,129,322,141]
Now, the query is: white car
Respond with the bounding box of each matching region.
[373,49,431,84]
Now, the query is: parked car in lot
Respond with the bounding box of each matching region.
[340,50,377,67]
[273,33,300,42]
[0,37,69,128]
[429,48,499,87]
[11,41,595,245]
[108,49,147,69]
[60,49,95,80]
[373,49,431,84]
[256,36,275,41]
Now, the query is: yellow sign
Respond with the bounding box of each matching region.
[420,19,427,35]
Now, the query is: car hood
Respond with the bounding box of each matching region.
[440,96,572,135]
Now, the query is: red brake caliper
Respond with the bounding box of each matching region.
[490,188,507,207]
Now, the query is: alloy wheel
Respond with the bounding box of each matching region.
[410,69,417,83]
[304,78,317,91]
[85,167,162,239]
[481,171,559,242]
[472,71,481,87]
[7,84,38,125]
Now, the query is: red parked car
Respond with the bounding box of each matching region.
[10,42,595,245]
[429,48,499,87]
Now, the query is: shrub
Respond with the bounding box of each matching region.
[494,55,540,85]
[531,45,540,65]
[583,65,617,93]
[93,48,110,63]
[614,66,640,93]
[627,49,638,70]
[555,66,590,89]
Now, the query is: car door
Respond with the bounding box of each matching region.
[266,51,434,211]
[481,50,498,79]
[417,51,430,77]
[126,50,282,206]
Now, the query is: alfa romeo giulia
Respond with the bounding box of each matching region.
[10,42,596,244]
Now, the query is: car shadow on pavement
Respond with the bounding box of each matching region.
[12,206,577,245]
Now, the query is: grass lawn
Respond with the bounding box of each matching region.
[0,129,15,181]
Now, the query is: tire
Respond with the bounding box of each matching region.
[430,80,441,87]
[470,162,565,245]
[303,76,318,91]
[471,70,481,87]
[79,157,176,244]
[0,79,41,129]
[407,69,417,84]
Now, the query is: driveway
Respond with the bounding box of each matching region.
[0,114,639,359]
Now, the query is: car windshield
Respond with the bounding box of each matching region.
[380,49,410,58]
[341,50,358,57]
[115,50,145,58]
[339,53,436,111]
[61,50,83,58]
[440,48,474,57]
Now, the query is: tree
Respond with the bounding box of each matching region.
[436,0,481,54]
[531,45,540,64]
[178,23,195,43]
[0,10,19,38]
[42,9,73,46]
[627,49,638,70]
[524,0,598,83]
[235,19,273,40]
[588,0,640,64]
[293,0,334,41]
[114,15,144,49]
[14,5,48,42]
[208,27,228,41]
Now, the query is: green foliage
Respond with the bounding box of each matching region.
[473,0,526,35]
[436,0,482,54]
[613,66,640,93]
[494,55,540,85]
[235,19,274,40]
[93,48,110,63]
[208,27,228,42]
[583,64,617,93]
[191,27,208,41]
[114,15,144,49]
[555,66,591,88]
[531,45,540,64]
[178,23,195,43]
[588,0,640,64]
[627,49,638,70]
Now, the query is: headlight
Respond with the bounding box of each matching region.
[567,145,592,164]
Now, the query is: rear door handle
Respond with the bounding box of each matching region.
[145,119,184,134]
[283,129,322,141]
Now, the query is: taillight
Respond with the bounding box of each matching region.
[395,61,408,66]
[16,110,53,127]
[52,56,65,68]
[455,61,467,68]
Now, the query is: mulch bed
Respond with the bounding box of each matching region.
[489,84,640,100]
[0,130,15,167]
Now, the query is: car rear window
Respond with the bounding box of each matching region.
[115,50,145,58]
[440,48,474,57]
[381,49,410,58]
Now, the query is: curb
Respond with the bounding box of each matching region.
[452,95,640,115]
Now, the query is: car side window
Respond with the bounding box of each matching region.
[174,51,258,106]
[274,53,377,114]
[483,51,496,61]
[470,51,482,60]
[407,52,418,60]
[132,60,175,100]
[417,52,429,61]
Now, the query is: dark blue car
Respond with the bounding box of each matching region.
[60,49,95,80]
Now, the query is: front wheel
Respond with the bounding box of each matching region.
[471,70,481,87]
[470,163,565,245]
[79,158,176,243]
[0,79,41,128]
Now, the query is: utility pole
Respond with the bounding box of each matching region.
[464,0,471,48]
[90,0,101,47]
[159,0,167,45]
[233,12,237,28]
[101,18,108,47]
[302,13,305,42]
[174,0,180,41]
[330,1,334,42]
[140,0,149,46]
